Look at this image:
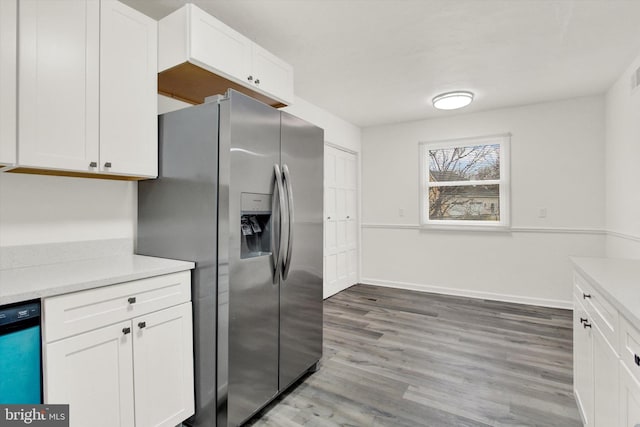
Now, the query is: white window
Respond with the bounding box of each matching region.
[419,134,510,229]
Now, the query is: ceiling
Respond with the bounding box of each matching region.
[122,0,640,128]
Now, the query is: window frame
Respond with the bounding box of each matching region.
[419,133,511,230]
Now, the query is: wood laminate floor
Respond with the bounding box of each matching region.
[248,284,581,427]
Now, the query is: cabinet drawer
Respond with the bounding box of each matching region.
[620,316,640,385]
[574,272,618,350]
[44,271,191,342]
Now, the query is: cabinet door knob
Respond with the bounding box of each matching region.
[583,322,592,329]
[255,79,260,85]
[128,297,136,304]
[104,162,112,168]
[138,321,146,329]
[583,293,591,299]
[346,216,350,219]
[635,354,640,367]
[89,161,97,168]
[327,216,331,220]
[247,75,253,81]
[580,317,587,324]
[122,327,131,335]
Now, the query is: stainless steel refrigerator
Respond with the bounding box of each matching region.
[137,90,324,427]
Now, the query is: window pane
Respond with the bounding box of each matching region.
[429,144,500,182]
[428,185,500,221]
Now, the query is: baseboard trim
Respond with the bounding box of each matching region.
[359,277,573,310]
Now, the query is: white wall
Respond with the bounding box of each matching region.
[0,173,135,247]
[282,96,361,153]
[605,51,640,258]
[361,96,606,307]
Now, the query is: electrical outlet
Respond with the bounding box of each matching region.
[538,207,547,218]
[399,208,405,217]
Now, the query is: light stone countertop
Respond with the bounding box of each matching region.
[571,256,640,327]
[0,255,194,305]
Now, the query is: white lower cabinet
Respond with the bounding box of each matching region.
[45,320,135,427]
[573,269,627,427]
[132,303,194,427]
[43,272,194,427]
[620,362,640,427]
[592,321,619,426]
[574,297,594,425]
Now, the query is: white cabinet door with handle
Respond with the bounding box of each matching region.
[99,0,157,178]
[18,0,100,171]
[132,302,194,427]
[44,320,135,427]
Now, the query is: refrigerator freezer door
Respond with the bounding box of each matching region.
[279,112,324,389]
[226,92,281,426]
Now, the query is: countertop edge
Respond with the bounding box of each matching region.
[0,255,195,306]
[570,256,640,327]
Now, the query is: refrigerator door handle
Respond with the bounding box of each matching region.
[273,164,287,283]
[282,164,294,280]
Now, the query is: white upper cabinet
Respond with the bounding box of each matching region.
[0,0,17,168]
[158,4,294,107]
[187,5,252,84]
[18,0,100,172]
[13,0,157,179]
[100,0,157,177]
[251,43,294,105]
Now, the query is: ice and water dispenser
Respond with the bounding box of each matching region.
[240,193,273,259]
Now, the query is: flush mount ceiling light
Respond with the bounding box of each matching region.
[432,91,474,110]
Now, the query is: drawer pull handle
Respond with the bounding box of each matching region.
[138,321,146,329]
[583,293,591,299]
[122,327,131,335]
[635,354,640,367]
[583,322,592,329]
[128,297,136,304]
[580,317,588,324]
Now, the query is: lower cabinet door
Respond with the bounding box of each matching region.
[44,320,134,427]
[574,297,594,425]
[620,361,640,427]
[132,302,194,427]
[592,322,619,426]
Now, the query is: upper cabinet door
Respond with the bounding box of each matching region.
[19,0,100,171]
[99,0,157,177]
[0,0,17,167]
[189,4,252,83]
[251,44,294,105]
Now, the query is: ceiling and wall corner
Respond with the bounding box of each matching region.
[122,0,640,127]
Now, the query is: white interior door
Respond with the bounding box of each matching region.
[324,145,358,298]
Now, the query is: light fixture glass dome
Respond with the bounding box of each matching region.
[432,91,474,110]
